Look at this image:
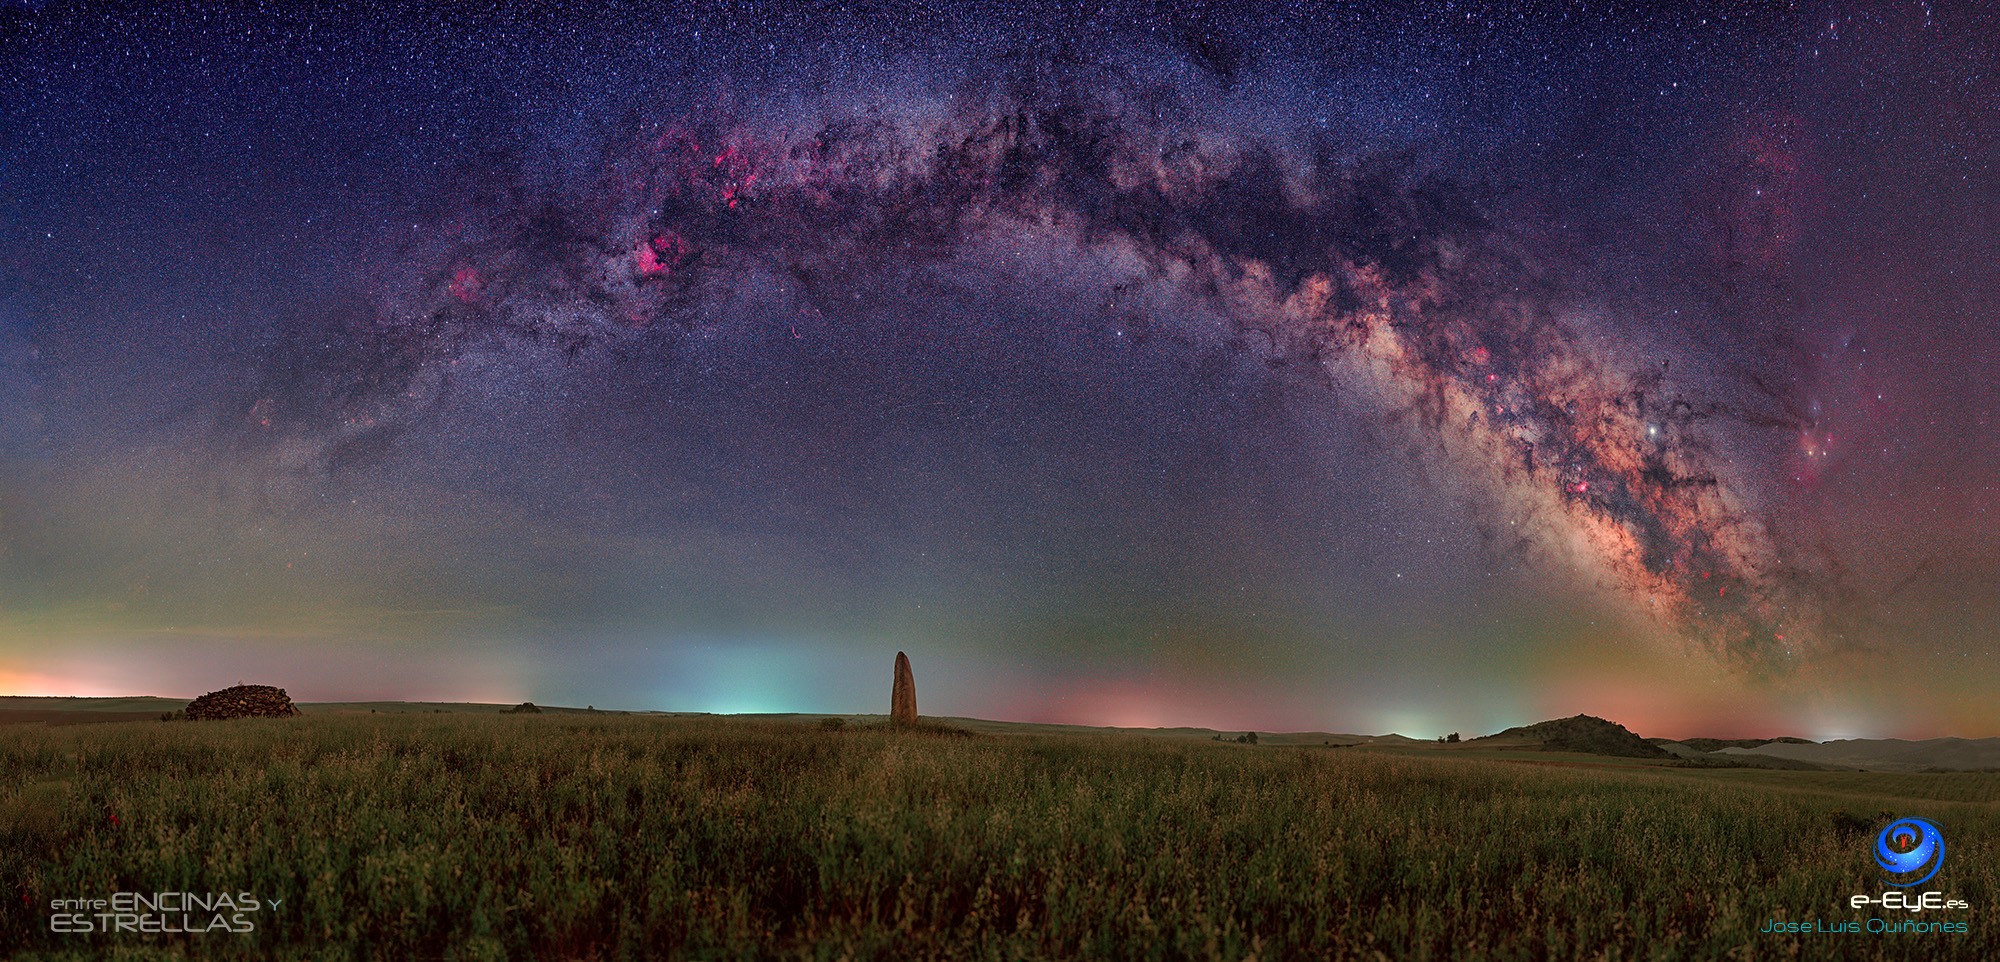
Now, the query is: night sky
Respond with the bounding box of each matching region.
[2,1,1994,739]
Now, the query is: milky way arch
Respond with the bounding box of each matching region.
[229,50,1844,674]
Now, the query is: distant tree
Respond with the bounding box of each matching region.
[1246,732,1258,745]
[1447,732,1460,743]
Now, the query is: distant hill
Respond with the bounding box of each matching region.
[1649,736,1814,753]
[1717,737,2000,773]
[0,696,188,714]
[1649,742,1844,770]
[1471,714,1672,758]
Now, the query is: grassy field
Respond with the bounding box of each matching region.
[1,714,1994,961]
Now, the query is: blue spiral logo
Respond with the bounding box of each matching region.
[1874,817,1945,887]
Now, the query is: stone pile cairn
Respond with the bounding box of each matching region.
[184,685,302,720]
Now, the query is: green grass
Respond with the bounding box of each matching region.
[2,714,1994,960]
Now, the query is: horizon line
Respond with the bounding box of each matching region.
[4,694,1993,742]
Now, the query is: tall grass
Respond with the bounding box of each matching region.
[2,714,1994,960]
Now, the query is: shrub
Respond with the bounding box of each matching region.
[1827,807,1875,839]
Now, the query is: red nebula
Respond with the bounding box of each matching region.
[1701,111,1824,273]
[449,266,483,303]
[637,232,689,276]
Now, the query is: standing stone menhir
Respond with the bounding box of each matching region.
[891,651,917,725]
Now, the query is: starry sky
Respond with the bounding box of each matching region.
[1,1,1995,739]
